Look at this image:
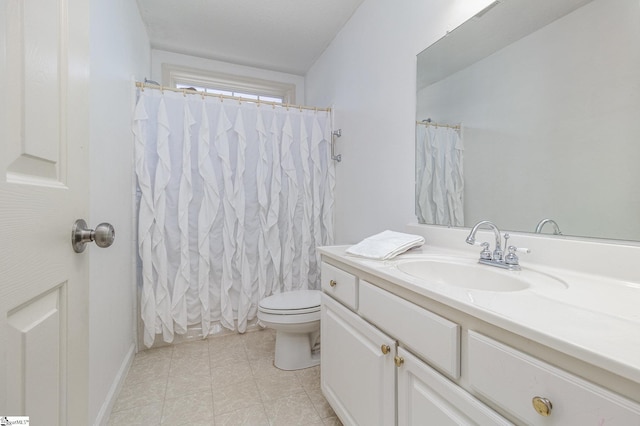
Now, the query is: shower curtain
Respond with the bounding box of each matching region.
[133,88,335,348]
[415,124,464,226]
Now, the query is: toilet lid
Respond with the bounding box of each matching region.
[259,290,321,314]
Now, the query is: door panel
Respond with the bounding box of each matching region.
[397,347,511,426]
[5,0,67,185]
[0,0,90,424]
[6,288,63,421]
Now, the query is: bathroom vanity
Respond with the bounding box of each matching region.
[319,225,640,425]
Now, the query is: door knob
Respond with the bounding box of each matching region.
[72,219,115,253]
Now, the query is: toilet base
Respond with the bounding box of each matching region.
[273,328,321,371]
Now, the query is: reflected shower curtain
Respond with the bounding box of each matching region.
[416,124,464,226]
[133,88,335,347]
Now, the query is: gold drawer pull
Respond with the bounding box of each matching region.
[394,355,404,367]
[381,344,391,355]
[532,396,552,417]
[329,279,337,287]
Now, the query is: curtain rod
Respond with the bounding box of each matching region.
[135,81,331,112]
[416,120,461,130]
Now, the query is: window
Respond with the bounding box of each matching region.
[175,83,285,104]
[163,64,296,104]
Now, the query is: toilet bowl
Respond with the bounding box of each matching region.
[257,289,322,370]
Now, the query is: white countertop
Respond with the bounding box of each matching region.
[319,244,640,385]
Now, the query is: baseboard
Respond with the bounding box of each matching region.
[92,343,136,426]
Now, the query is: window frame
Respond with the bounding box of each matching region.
[161,64,297,104]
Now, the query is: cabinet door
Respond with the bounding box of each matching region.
[397,347,512,426]
[468,331,640,425]
[321,293,396,426]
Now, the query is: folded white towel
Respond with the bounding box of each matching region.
[346,230,425,260]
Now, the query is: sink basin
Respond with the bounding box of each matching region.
[396,258,566,292]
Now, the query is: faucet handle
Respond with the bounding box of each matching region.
[505,245,530,266]
[479,242,492,260]
[471,241,493,259]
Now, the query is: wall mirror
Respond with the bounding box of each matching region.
[416,0,640,241]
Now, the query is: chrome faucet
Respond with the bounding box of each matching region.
[466,220,529,270]
[466,220,504,261]
[535,218,562,235]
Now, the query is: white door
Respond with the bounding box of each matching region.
[321,294,396,426]
[0,0,91,424]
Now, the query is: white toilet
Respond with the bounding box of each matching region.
[257,289,322,370]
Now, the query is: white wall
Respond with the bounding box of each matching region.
[305,0,496,244]
[89,0,150,423]
[151,49,306,103]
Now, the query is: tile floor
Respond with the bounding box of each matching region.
[108,328,342,426]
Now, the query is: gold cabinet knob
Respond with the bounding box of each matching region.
[329,279,337,287]
[381,344,391,355]
[394,355,404,367]
[532,396,552,417]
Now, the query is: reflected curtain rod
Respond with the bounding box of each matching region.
[135,81,331,112]
[416,119,461,130]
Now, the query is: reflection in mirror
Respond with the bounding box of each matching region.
[416,0,640,241]
[416,121,464,227]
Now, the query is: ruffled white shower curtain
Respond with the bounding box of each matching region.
[133,88,335,348]
[416,124,464,226]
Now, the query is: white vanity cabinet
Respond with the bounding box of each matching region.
[319,256,640,426]
[321,293,396,426]
[320,261,509,426]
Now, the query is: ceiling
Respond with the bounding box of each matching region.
[136,0,365,76]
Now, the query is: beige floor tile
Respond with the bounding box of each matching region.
[107,402,163,426]
[296,365,321,391]
[209,339,248,368]
[170,354,211,377]
[172,339,209,359]
[243,331,275,347]
[243,330,276,360]
[112,374,167,413]
[211,359,254,388]
[241,327,275,344]
[165,370,212,399]
[173,421,214,426]
[264,393,323,426]
[125,355,171,386]
[249,355,297,380]
[110,330,329,426]
[211,378,263,416]
[255,370,304,401]
[244,342,275,361]
[306,386,336,419]
[322,416,344,426]
[135,345,174,362]
[214,403,270,426]
[161,390,214,425]
[208,332,246,351]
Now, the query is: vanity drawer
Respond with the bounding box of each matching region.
[359,280,460,379]
[468,331,640,425]
[321,262,358,310]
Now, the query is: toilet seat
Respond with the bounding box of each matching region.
[258,290,321,315]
